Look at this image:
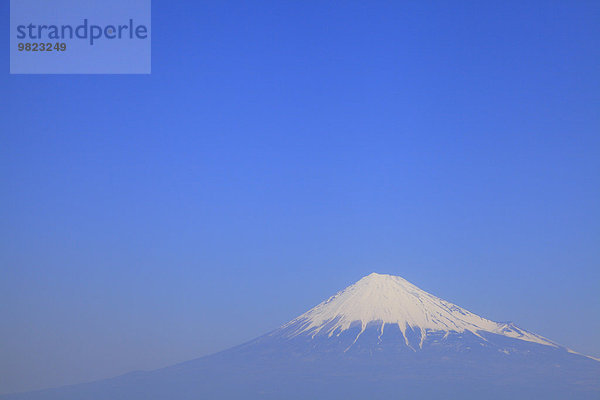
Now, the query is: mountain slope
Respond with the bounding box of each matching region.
[3,273,599,400]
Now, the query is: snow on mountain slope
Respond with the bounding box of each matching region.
[280,273,557,348]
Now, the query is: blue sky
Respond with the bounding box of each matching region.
[1,0,599,394]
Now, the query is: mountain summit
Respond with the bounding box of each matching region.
[281,272,554,349]
[4,273,599,400]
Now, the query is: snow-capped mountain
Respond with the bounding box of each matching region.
[280,272,555,349]
[4,273,599,400]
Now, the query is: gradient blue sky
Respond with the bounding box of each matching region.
[1,0,599,395]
